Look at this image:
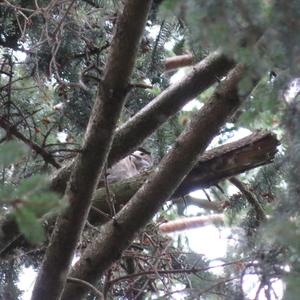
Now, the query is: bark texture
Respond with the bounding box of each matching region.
[60,65,245,300]
[165,53,194,71]
[30,1,152,300]
[159,214,225,233]
[50,51,235,194]
[90,131,279,221]
[0,131,278,257]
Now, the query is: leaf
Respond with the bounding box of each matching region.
[0,141,27,168]
[14,207,45,244]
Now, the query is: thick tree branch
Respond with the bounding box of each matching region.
[0,131,278,256]
[90,131,278,222]
[51,51,235,194]
[109,51,235,166]
[159,214,224,233]
[175,131,278,194]
[30,1,152,300]
[164,53,194,71]
[60,65,245,300]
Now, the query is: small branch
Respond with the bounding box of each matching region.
[51,51,235,193]
[0,233,22,256]
[52,0,76,38]
[0,131,279,258]
[229,177,266,222]
[61,64,245,300]
[159,214,224,233]
[174,195,224,212]
[90,205,112,222]
[85,221,102,234]
[109,259,247,286]
[164,53,194,71]
[103,164,116,217]
[67,277,104,300]
[0,117,61,168]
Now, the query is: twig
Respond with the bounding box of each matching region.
[0,117,61,168]
[103,164,116,216]
[109,259,247,286]
[85,221,101,234]
[90,205,111,222]
[52,0,76,38]
[67,277,104,300]
[229,177,266,222]
[0,233,22,256]
[159,214,224,233]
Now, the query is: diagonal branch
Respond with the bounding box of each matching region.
[158,214,225,233]
[229,177,266,222]
[30,1,152,300]
[51,51,235,194]
[90,131,279,222]
[109,50,235,166]
[164,53,194,71]
[60,64,245,300]
[67,277,104,299]
[0,131,278,258]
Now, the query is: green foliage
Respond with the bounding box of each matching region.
[1,175,64,244]
[2,0,300,298]
[161,0,181,11]
[0,140,27,168]
[15,206,45,244]
[0,142,64,244]
[284,275,300,300]
[238,74,284,130]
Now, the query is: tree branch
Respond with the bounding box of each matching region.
[229,177,266,222]
[172,195,225,212]
[108,50,235,166]
[0,117,61,168]
[164,53,194,71]
[60,65,245,300]
[159,214,224,233]
[50,50,235,194]
[0,131,278,257]
[90,131,278,224]
[30,1,152,300]
[67,277,104,299]
[108,259,246,286]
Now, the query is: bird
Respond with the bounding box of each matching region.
[106,149,152,183]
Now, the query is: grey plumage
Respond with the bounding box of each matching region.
[106,150,152,183]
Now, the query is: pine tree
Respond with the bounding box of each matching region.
[0,1,299,299]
